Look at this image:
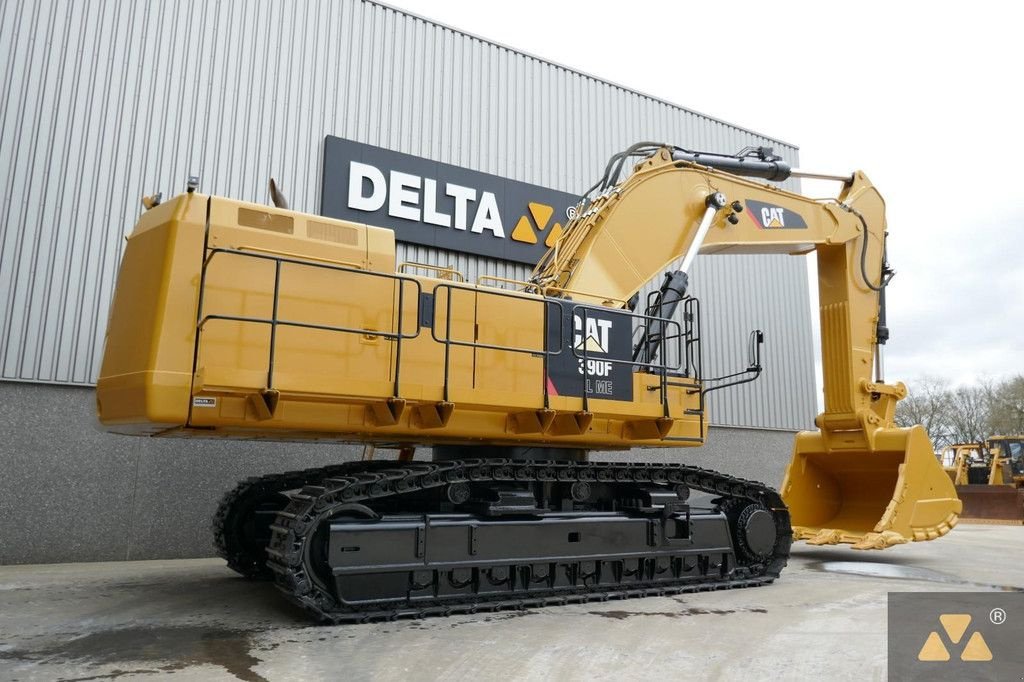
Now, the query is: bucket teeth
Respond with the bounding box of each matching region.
[796,527,910,549]
[801,528,845,546]
[850,531,910,550]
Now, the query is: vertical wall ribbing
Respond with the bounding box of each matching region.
[0,0,813,429]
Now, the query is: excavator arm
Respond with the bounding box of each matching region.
[533,146,961,549]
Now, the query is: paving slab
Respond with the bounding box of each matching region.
[0,525,1021,681]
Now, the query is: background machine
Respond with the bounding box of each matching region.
[941,436,1024,523]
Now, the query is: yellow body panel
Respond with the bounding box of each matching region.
[96,194,208,431]
[98,193,704,449]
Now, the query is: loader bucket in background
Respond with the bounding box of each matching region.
[780,425,962,549]
[954,485,1024,525]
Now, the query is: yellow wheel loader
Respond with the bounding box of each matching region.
[939,443,984,484]
[942,436,1024,523]
[96,144,960,622]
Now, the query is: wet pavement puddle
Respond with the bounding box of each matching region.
[807,560,1024,592]
[0,625,268,682]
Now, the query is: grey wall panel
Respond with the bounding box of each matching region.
[0,0,813,429]
[0,381,799,564]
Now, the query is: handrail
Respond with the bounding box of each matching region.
[197,313,419,340]
[541,284,628,307]
[204,247,410,280]
[430,283,566,404]
[236,244,365,270]
[429,285,566,355]
[433,276,547,304]
[571,306,684,371]
[398,261,465,282]
[477,275,541,293]
[572,305,683,417]
[196,247,421,399]
[194,247,707,438]
[684,297,702,383]
[662,296,706,443]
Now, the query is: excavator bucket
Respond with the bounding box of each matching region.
[780,425,962,549]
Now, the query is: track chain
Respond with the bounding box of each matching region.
[263,460,792,623]
[213,461,376,578]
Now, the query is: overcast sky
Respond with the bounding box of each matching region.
[390,0,1022,388]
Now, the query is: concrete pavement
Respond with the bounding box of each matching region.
[1,525,1022,681]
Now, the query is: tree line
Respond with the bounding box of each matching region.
[894,375,1024,448]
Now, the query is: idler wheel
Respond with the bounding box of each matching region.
[736,504,777,561]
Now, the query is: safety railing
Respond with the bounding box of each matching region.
[670,297,706,442]
[625,292,706,442]
[476,275,542,294]
[683,297,703,382]
[195,247,422,399]
[193,247,706,439]
[398,261,465,281]
[427,282,701,424]
[572,305,687,423]
[541,284,629,307]
[430,282,565,406]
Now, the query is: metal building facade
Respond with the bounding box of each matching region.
[0,0,815,429]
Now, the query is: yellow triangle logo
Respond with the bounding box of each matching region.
[939,614,971,644]
[767,218,783,228]
[510,202,557,244]
[544,222,563,247]
[511,215,538,244]
[528,202,553,229]
[917,613,994,663]
[960,632,992,661]
[917,631,950,661]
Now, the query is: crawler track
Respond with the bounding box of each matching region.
[244,459,791,623]
[213,462,369,579]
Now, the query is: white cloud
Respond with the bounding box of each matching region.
[390,0,1023,385]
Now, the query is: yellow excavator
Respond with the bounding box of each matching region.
[96,143,960,622]
[940,436,1024,523]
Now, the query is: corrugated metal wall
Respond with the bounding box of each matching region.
[0,0,815,429]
